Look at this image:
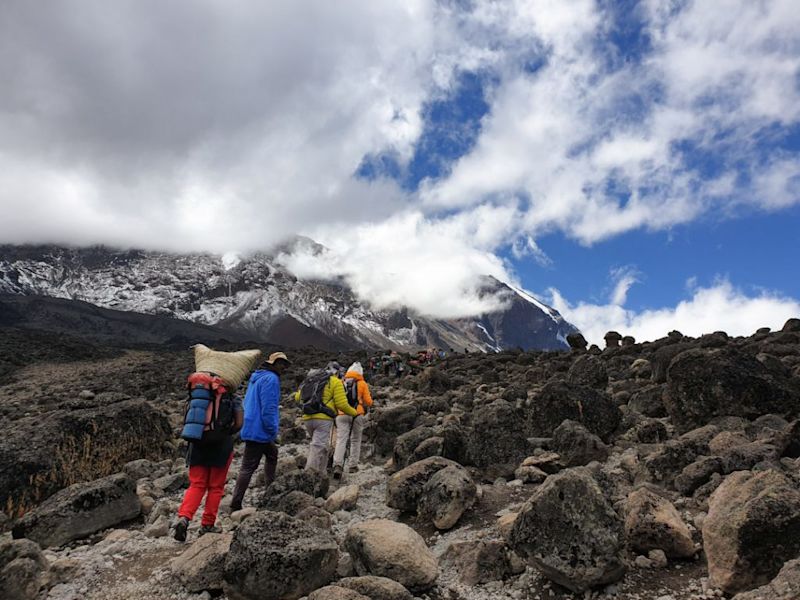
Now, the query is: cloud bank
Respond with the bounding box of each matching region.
[1,0,798,324]
[548,278,800,347]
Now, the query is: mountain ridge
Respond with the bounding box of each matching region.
[0,242,578,352]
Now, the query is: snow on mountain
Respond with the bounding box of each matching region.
[0,243,578,351]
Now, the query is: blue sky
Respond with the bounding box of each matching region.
[1,0,799,343]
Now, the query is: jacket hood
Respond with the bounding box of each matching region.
[345,370,365,382]
[251,369,278,384]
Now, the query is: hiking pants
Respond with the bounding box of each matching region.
[178,453,233,527]
[333,415,365,469]
[230,441,279,509]
[305,419,333,473]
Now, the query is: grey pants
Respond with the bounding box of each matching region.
[304,419,333,473]
[333,415,365,469]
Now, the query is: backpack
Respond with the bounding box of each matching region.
[344,377,359,409]
[298,369,336,418]
[181,372,236,444]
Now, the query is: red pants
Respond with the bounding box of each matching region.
[177,454,233,526]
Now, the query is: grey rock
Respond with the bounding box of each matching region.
[551,419,609,467]
[12,473,140,548]
[223,510,338,600]
[337,575,413,600]
[386,456,459,513]
[508,467,626,593]
[418,465,476,530]
[172,532,232,592]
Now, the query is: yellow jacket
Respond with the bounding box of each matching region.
[339,371,373,416]
[295,375,358,421]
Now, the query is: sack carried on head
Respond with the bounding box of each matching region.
[193,344,261,388]
[181,373,236,444]
[298,368,336,418]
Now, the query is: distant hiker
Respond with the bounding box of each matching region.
[332,362,373,479]
[228,352,291,513]
[174,377,244,542]
[295,361,358,473]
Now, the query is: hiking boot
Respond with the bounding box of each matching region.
[199,524,222,536]
[173,517,189,542]
[332,465,343,480]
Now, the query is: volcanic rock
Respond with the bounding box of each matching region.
[344,519,438,592]
[0,538,51,600]
[732,558,800,600]
[223,510,338,600]
[703,469,800,594]
[386,456,460,513]
[624,488,695,558]
[664,348,800,433]
[527,380,621,442]
[417,464,477,530]
[566,354,609,389]
[336,575,413,600]
[507,468,626,592]
[551,419,609,467]
[171,532,232,592]
[12,473,140,548]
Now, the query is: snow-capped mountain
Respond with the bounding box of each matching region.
[0,243,577,351]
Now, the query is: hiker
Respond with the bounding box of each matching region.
[332,361,373,479]
[228,352,291,512]
[296,361,358,473]
[174,382,244,541]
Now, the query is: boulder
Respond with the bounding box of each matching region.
[519,452,563,474]
[386,456,460,513]
[566,354,609,389]
[371,403,420,456]
[171,532,232,592]
[566,332,588,351]
[604,331,622,349]
[732,558,800,600]
[263,468,329,501]
[508,468,626,592]
[408,436,445,464]
[704,470,800,594]
[664,348,800,433]
[0,538,51,600]
[224,511,338,600]
[444,539,517,584]
[307,586,369,600]
[551,420,609,467]
[624,488,695,558]
[392,427,436,469]
[1,399,171,518]
[344,519,438,592]
[259,490,315,515]
[644,425,718,485]
[465,400,530,468]
[12,473,140,548]
[527,380,621,442]
[336,575,413,600]
[674,456,725,496]
[417,465,476,530]
[324,485,360,513]
[628,385,667,418]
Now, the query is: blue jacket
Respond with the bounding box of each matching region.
[240,369,281,443]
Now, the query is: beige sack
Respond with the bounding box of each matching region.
[193,344,262,388]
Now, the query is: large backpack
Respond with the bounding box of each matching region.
[181,372,236,444]
[298,369,336,418]
[344,377,359,409]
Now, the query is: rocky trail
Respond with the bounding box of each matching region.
[3,320,800,600]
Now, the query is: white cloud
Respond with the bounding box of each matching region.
[549,279,800,347]
[0,0,798,322]
[277,209,515,319]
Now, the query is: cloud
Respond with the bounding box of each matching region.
[276,209,515,319]
[548,279,800,347]
[1,0,798,321]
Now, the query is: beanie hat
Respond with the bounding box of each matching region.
[347,362,363,376]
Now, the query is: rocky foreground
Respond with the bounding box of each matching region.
[2,320,800,600]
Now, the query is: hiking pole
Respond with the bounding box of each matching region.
[342,415,357,475]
